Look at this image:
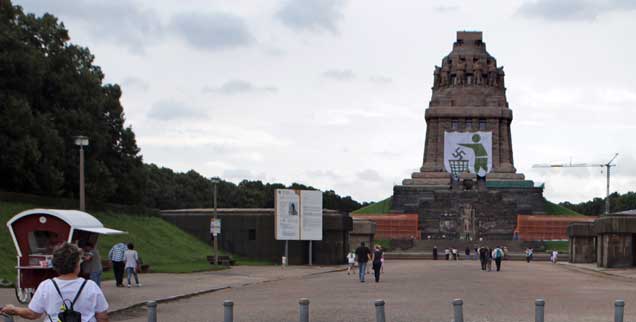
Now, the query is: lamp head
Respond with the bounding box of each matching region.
[74,136,89,146]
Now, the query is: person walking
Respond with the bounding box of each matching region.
[452,248,458,261]
[486,248,493,272]
[444,248,450,260]
[492,246,504,272]
[82,243,103,287]
[525,248,533,263]
[354,242,371,282]
[551,250,559,264]
[464,247,470,260]
[371,245,384,283]
[346,251,356,275]
[479,246,487,270]
[1,243,109,321]
[432,246,438,260]
[473,247,478,260]
[124,243,141,287]
[108,242,127,287]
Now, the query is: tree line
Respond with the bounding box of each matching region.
[0,2,368,213]
[559,191,636,216]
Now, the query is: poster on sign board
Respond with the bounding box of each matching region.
[300,190,323,240]
[275,189,300,240]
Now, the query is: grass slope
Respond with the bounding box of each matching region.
[544,200,583,216]
[1,201,229,283]
[352,197,392,214]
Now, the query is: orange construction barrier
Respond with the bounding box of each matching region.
[515,215,597,241]
[352,214,419,240]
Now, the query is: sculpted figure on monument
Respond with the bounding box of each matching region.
[433,66,441,89]
[497,67,505,88]
[472,60,483,85]
[440,64,450,87]
[487,61,498,87]
[455,60,466,86]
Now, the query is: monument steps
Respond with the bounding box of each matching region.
[406,240,529,253]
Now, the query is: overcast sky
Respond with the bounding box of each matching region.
[16,0,636,204]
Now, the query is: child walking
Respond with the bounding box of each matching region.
[124,243,141,287]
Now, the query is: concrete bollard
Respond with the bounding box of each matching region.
[224,300,234,322]
[147,301,157,322]
[615,300,625,322]
[535,299,545,322]
[375,300,386,322]
[299,298,310,322]
[452,299,463,322]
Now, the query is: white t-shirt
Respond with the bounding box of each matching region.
[347,253,355,264]
[124,250,139,268]
[29,278,108,322]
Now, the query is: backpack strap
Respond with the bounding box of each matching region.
[50,278,68,310]
[70,279,89,311]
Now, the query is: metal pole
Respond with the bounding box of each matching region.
[214,181,218,265]
[535,299,545,322]
[309,241,312,266]
[375,300,386,322]
[606,165,611,215]
[79,146,85,211]
[147,301,157,322]
[452,299,463,322]
[284,240,289,267]
[299,298,309,322]
[615,300,624,322]
[223,300,234,322]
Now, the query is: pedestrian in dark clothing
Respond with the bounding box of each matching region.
[465,247,470,259]
[372,245,384,283]
[479,247,487,270]
[109,242,127,287]
[432,246,438,260]
[354,242,371,282]
[492,246,504,272]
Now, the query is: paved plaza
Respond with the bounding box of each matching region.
[110,260,636,322]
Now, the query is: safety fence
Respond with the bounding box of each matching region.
[141,297,628,322]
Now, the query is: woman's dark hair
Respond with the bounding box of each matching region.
[127,243,134,250]
[52,242,81,275]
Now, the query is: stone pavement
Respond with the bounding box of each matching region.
[114,260,636,322]
[559,262,636,280]
[0,265,343,321]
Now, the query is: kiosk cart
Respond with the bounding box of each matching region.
[6,209,125,303]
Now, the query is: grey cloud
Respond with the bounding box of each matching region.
[306,170,341,180]
[276,0,346,34]
[203,80,278,95]
[356,169,383,182]
[147,99,207,121]
[323,69,355,81]
[517,0,636,22]
[17,0,162,54]
[170,12,253,51]
[223,169,264,180]
[121,77,150,92]
[433,5,459,13]
[369,76,392,84]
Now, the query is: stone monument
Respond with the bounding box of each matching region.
[392,31,545,240]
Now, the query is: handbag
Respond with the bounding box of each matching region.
[49,278,88,322]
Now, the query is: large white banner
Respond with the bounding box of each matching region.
[275,189,300,240]
[444,131,492,177]
[300,190,323,240]
[275,189,323,240]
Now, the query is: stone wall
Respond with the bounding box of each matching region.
[349,219,376,253]
[161,209,352,265]
[392,186,544,240]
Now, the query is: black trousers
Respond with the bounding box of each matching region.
[372,262,382,282]
[480,258,487,270]
[113,261,125,286]
[495,258,502,271]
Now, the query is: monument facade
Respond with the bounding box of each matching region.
[392,31,545,240]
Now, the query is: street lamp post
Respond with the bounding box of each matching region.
[74,136,89,211]
[211,177,220,265]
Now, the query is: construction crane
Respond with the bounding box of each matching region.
[532,153,619,215]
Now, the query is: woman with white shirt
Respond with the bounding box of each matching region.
[1,243,109,322]
[124,243,141,288]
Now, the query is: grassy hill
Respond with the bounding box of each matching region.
[0,201,243,283]
[352,196,582,216]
